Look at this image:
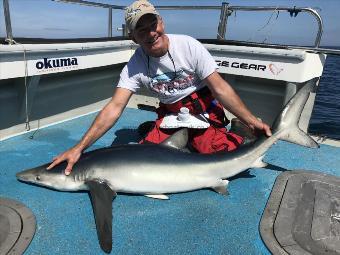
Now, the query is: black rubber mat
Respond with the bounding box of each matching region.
[0,197,36,255]
[260,170,340,255]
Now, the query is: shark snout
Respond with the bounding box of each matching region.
[16,172,23,180]
[16,167,45,183]
[16,170,34,182]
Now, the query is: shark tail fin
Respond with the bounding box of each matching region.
[271,78,319,148]
[279,127,319,148]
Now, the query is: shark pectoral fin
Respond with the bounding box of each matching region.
[145,194,169,200]
[161,128,188,150]
[212,180,229,195]
[86,180,117,254]
[251,155,268,168]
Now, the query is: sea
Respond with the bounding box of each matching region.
[309,47,340,140]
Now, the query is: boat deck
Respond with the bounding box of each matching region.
[1,107,339,255]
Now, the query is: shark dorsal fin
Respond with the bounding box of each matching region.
[161,128,189,150]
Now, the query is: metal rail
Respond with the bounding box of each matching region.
[3,0,14,44]
[288,46,340,56]
[108,7,112,37]
[217,3,230,40]
[52,0,124,37]
[222,6,324,48]
[53,0,124,9]
[1,0,327,50]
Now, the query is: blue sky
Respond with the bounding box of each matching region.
[1,0,339,46]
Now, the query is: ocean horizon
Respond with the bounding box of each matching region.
[309,46,340,140]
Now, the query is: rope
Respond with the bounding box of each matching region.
[22,45,31,131]
[12,40,32,132]
[246,7,280,43]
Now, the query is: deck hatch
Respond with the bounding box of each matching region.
[0,197,36,255]
[260,170,340,255]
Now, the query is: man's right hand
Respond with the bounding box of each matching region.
[46,146,83,175]
[45,88,133,175]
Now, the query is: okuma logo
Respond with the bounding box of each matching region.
[35,57,78,70]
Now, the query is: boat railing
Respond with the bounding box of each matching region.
[217,4,323,48]
[3,0,340,55]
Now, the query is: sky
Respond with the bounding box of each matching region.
[1,0,339,47]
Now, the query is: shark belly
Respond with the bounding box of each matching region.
[92,162,218,194]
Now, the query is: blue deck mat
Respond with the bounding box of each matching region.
[1,107,339,255]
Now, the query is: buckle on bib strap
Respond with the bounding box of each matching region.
[180,86,212,113]
[189,91,204,113]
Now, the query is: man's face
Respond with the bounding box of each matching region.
[132,14,168,57]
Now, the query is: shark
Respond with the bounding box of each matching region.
[16,80,318,253]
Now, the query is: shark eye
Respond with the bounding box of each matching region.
[35,175,41,181]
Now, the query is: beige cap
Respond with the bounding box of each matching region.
[125,0,159,32]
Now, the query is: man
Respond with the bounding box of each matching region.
[47,0,271,175]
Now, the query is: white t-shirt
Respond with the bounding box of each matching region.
[117,34,218,104]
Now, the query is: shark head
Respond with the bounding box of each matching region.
[16,163,85,191]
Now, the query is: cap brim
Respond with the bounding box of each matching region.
[129,12,158,32]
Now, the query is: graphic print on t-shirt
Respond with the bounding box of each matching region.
[149,69,195,98]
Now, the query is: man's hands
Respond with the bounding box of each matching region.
[46,146,83,175]
[205,72,272,137]
[248,117,272,137]
[46,88,133,175]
